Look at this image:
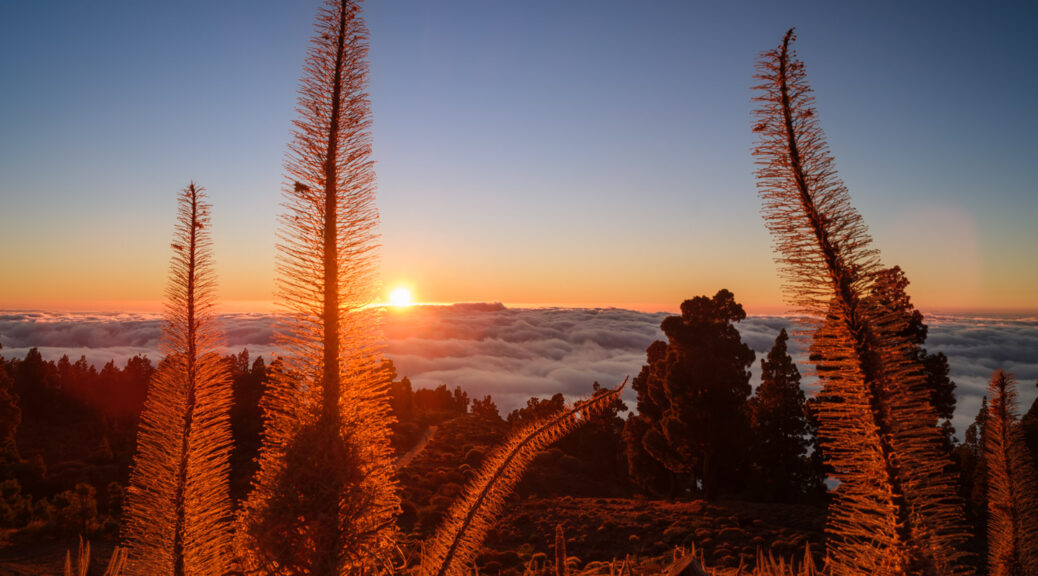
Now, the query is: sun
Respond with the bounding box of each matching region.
[389,286,413,308]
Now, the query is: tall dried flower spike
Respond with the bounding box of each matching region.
[240,0,397,573]
[752,29,972,576]
[985,370,1038,576]
[422,382,626,576]
[123,183,234,576]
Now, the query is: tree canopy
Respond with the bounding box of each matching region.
[749,328,823,502]
[623,290,755,499]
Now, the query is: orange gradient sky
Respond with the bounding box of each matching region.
[1,2,1036,315]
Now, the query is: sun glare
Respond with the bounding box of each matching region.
[389,286,413,307]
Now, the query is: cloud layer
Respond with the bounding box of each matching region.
[381,303,668,410]
[2,307,1035,435]
[0,311,278,368]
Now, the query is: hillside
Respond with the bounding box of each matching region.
[396,415,825,575]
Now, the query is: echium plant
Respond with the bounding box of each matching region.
[985,370,1038,576]
[751,29,973,576]
[239,0,399,574]
[421,383,626,576]
[123,183,234,576]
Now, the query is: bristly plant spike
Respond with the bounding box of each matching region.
[123,183,234,576]
[422,382,627,576]
[240,0,398,574]
[555,523,567,576]
[752,29,972,576]
[985,370,1038,576]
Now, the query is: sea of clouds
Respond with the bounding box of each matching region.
[1,306,1036,439]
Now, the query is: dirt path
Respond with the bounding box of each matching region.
[396,425,437,469]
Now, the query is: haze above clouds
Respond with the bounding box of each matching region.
[1,306,1035,437]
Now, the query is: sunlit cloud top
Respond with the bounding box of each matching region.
[2,307,1036,438]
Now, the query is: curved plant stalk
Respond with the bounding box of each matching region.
[240,0,397,573]
[421,381,627,576]
[985,370,1038,576]
[752,29,972,576]
[123,183,234,576]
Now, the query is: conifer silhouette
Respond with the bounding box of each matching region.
[239,0,397,573]
[752,29,972,576]
[985,370,1038,576]
[421,382,626,576]
[0,359,19,461]
[623,291,755,499]
[122,183,234,576]
[969,396,991,536]
[749,328,816,502]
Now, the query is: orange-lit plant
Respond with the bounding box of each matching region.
[555,523,568,576]
[238,0,398,573]
[64,537,126,576]
[984,370,1038,576]
[122,183,235,576]
[667,545,820,576]
[751,29,972,576]
[421,382,626,576]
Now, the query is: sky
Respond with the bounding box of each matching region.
[1,1,1036,314]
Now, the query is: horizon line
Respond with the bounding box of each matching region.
[3,299,1038,318]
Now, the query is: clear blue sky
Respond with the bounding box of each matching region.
[1,1,1036,313]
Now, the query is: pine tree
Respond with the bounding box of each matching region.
[623,341,680,497]
[969,398,990,519]
[122,183,234,576]
[623,290,755,499]
[985,370,1038,576]
[953,396,990,557]
[749,328,816,502]
[752,29,972,575]
[240,0,398,573]
[471,395,501,421]
[0,354,20,462]
[229,351,268,504]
